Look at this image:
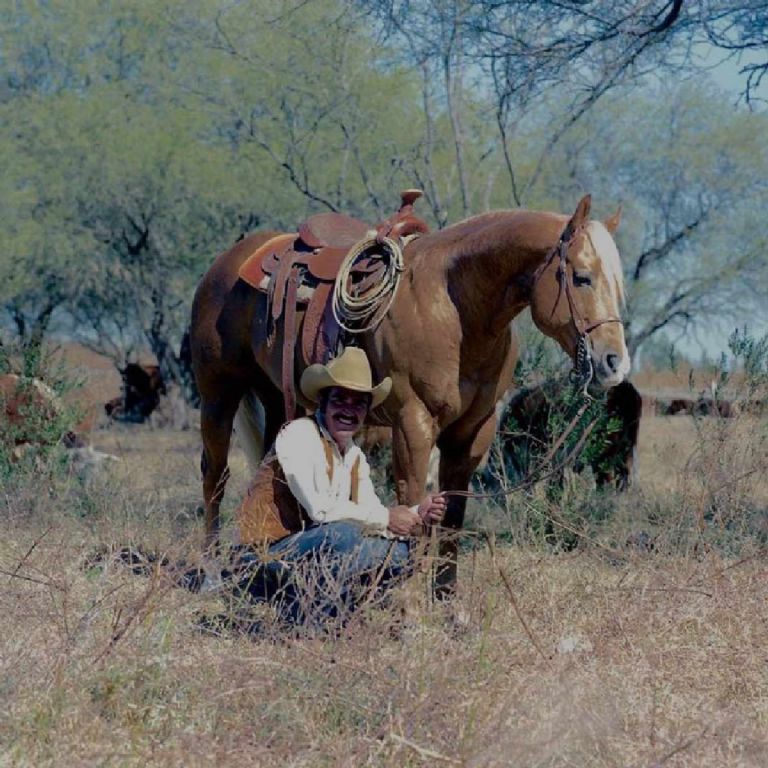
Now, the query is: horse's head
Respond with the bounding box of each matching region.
[530,195,630,389]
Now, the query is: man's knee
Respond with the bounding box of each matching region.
[321,520,368,551]
[318,522,411,574]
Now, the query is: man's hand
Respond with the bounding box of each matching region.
[417,492,447,526]
[387,505,423,537]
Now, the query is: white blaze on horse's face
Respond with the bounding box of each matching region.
[531,220,630,389]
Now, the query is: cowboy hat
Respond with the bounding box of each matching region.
[300,347,392,408]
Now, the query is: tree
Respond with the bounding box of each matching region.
[0,95,97,370]
[0,1,275,394]
[702,1,768,103]
[61,91,263,392]
[530,79,768,356]
[358,0,699,211]
[175,0,468,222]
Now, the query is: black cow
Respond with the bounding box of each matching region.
[105,364,166,423]
[485,379,643,492]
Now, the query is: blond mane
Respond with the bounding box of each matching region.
[586,220,625,305]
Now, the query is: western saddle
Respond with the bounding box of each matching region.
[238,190,429,420]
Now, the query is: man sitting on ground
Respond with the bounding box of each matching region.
[234,346,445,630]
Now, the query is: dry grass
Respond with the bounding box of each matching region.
[1,395,767,766]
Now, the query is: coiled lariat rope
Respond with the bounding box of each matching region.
[332,235,404,335]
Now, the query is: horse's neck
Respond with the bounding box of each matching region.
[439,217,550,339]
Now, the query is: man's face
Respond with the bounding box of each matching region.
[322,387,371,446]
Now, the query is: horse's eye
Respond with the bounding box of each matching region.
[573,273,592,287]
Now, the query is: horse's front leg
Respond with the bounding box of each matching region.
[436,414,497,598]
[391,400,437,507]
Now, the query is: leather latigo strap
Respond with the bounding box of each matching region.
[282,266,300,421]
[301,282,335,366]
[271,251,300,324]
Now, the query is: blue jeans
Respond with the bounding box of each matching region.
[235,521,411,630]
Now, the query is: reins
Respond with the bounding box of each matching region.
[440,397,599,502]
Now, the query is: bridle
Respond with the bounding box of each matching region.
[532,222,623,394]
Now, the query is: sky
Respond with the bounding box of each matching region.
[704,46,768,105]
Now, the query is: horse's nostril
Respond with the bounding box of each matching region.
[605,353,620,373]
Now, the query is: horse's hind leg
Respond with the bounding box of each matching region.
[200,386,245,547]
[258,378,290,452]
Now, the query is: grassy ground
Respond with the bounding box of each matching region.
[1,405,767,766]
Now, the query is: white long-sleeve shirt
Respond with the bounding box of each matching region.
[274,416,390,531]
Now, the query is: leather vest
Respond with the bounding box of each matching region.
[236,424,360,546]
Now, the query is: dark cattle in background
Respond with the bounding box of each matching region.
[658,395,736,418]
[663,398,694,416]
[486,379,643,492]
[105,364,166,423]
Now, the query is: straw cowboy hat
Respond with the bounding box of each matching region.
[300,347,392,408]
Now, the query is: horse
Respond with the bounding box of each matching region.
[190,194,629,593]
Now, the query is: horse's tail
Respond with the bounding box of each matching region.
[234,389,266,471]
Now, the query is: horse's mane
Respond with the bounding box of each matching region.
[410,211,626,307]
[585,221,625,305]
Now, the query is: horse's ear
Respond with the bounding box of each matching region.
[604,204,622,235]
[561,194,591,241]
[570,194,592,227]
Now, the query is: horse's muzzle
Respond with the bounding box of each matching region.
[592,348,630,388]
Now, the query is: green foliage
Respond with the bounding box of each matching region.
[728,327,768,385]
[1,1,766,374]
[487,383,627,492]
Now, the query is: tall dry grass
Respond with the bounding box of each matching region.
[1,394,767,766]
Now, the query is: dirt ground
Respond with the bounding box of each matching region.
[1,360,766,767]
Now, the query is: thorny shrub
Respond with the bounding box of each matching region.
[0,340,87,485]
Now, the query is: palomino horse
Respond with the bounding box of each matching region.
[190,194,629,592]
